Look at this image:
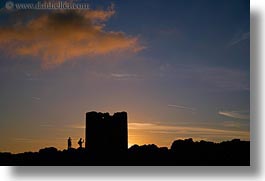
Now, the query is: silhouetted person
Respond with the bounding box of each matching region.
[68,137,72,150]
[78,138,84,148]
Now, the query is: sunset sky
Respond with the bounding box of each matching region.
[0,0,250,153]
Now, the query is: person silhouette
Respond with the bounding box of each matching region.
[68,137,72,150]
[78,138,84,148]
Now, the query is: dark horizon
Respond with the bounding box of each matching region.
[0,137,250,154]
[0,111,250,166]
[0,138,250,166]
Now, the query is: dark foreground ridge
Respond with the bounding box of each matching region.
[0,111,250,165]
[0,138,250,166]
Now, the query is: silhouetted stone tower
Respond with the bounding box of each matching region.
[85,111,128,154]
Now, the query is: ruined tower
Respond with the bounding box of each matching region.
[85,111,128,154]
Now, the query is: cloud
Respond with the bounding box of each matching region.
[228,32,250,47]
[111,73,137,78]
[0,5,143,68]
[31,97,41,101]
[110,73,139,80]
[218,111,250,120]
[24,72,39,81]
[128,122,249,139]
[67,124,84,129]
[222,121,243,128]
[167,104,196,112]
[68,122,249,142]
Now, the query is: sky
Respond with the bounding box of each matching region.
[0,0,250,153]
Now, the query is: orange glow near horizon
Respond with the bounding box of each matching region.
[0,119,249,154]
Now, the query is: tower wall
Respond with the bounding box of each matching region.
[85,111,128,153]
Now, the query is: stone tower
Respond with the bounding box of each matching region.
[85,111,128,153]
